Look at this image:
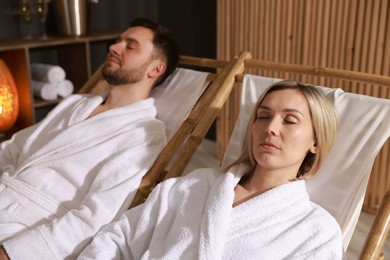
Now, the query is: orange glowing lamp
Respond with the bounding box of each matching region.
[0,59,19,132]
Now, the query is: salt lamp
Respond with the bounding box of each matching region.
[0,59,19,132]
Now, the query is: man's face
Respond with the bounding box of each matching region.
[102,26,156,85]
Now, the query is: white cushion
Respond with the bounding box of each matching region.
[151,68,209,140]
[222,74,390,249]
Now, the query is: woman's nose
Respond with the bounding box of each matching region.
[265,118,280,136]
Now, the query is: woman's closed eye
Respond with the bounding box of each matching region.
[283,115,299,124]
[256,112,271,120]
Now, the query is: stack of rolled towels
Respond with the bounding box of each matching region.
[31,63,74,100]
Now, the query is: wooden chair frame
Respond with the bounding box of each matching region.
[130,51,251,207]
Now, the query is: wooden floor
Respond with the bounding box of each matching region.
[185,139,390,259]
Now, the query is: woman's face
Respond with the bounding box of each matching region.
[252,89,317,176]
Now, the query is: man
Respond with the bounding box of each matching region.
[0,18,179,259]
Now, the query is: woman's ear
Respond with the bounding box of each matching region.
[147,61,166,79]
[309,144,317,154]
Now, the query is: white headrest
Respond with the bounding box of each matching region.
[151,68,210,140]
[222,74,390,249]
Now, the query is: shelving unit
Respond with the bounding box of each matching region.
[0,32,119,138]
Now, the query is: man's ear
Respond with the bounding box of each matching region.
[147,61,166,79]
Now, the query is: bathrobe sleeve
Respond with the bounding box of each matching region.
[0,124,38,171]
[2,127,166,260]
[78,168,219,260]
[78,179,168,260]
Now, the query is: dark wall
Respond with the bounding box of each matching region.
[158,0,216,58]
[0,0,159,38]
[0,0,31,38]
[87,0,158,33]
[157,0,217,139]
[86,0,216,58]
[0,0,216,59]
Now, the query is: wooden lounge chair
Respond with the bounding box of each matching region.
[130,51,251,207]
[222,58,390,260]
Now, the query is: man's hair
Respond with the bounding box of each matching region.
[130,18,180,87]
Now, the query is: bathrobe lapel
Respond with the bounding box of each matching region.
[17,95,156,172]
[199,164,248,259]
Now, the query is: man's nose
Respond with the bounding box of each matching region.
[109,41,122,55]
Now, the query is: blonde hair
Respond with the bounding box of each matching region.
[231,80,339,180]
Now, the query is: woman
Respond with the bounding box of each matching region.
[79,80,343,259]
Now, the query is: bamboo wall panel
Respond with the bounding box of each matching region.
[217,0,390,213]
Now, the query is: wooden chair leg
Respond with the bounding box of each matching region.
[359,187,390,260]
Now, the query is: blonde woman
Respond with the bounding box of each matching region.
[79,80,343,259]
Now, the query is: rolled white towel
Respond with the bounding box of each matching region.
[57,79,74,98]
[31,63,66,84]
[31,80,58,100]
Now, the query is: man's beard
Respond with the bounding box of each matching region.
[102,61,149,86]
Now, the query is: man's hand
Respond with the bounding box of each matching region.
[0,246,9,260]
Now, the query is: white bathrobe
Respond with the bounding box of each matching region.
[0,93,167,259]
[79,164,343,260]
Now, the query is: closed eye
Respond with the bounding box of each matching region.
[126,40,139,50]
[256,111,271,120]
[114,36,139,50]
[283,115,299,124]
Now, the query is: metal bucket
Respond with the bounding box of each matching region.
[53,0,87,36]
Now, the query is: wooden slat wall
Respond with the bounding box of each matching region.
[217,0,390,213]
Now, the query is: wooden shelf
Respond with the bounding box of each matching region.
[0,32,119,138]
[34,98,62,108]
[0,32,120,51]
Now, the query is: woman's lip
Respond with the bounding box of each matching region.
[260,142,280,150]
